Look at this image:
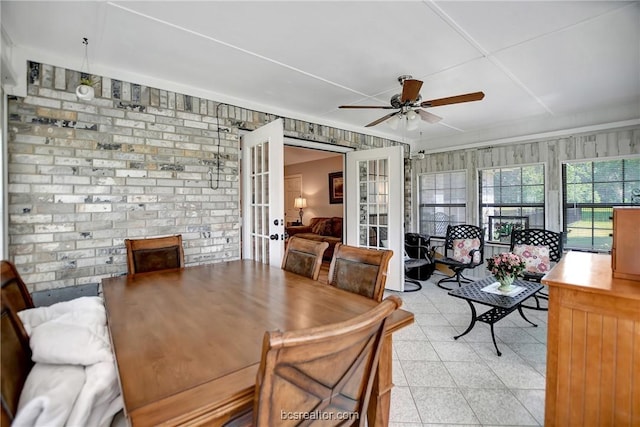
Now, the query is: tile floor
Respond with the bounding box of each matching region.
[384,271,548,426]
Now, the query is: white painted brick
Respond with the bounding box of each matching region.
[115,169,147,178]
[24,96,61,108]
[73,185,111,194]
[146,107,175,117]
[114,118,146,129]
[93,176,125,186]
[162,133,190,142]
[12,233,54,244]
[38,88,77,101]
[99,108,126,118]
[127,195,158,203]
[77,204,112,213]
[34,223,75,233]
[53,175,91,185]
[55,157,92,166]
[148,123,176,132]
[93,159,127,168]
[176,111,201,121]
[32,184,74,193]
[184,120,208,129]
[126,111,155,122]
[54,195,88,203]
[61,101,99,113]
[11,154,54,165]
[22,272,56,284]
[10,174,51,184]
[146,138,175,148]
[14,134,48,144]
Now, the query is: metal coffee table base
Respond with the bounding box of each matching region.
[448,276,543,356]
[454,300,538,356]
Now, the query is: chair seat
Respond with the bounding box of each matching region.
[405,259,430,269]
[435,257,472,268]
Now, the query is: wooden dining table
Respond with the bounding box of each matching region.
[102,260,414,426]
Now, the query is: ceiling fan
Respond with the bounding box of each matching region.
[339,75,485,128]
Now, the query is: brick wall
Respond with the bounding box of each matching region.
[7,61,407,292]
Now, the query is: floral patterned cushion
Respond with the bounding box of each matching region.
[513,244,551,274]
[452,238,481,264]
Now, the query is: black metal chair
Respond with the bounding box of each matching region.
[404,233,434,292]
[510,228,564,310]
[434,225,485,290]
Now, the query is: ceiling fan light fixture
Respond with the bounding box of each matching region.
[387,115,400,130]
[407,116,420,131]
[406,110,417,121]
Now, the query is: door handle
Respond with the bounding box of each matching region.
[269,234,279,240]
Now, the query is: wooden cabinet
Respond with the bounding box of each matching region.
[542,252,640,426]
[612,207,640,281]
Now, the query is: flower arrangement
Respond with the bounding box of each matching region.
[486,252,526,281]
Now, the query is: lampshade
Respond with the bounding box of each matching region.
[294,197,307,209]
[387,115,400,130]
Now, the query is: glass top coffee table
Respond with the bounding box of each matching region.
[448,276,543,356]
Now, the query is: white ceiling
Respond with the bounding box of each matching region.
[2,1,639,152]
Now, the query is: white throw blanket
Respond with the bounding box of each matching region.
[14,297,123,427]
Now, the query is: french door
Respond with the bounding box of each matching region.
[345,146,405,291]
[241,119,284,266]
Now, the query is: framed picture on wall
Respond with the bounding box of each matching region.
[328,172,343,204]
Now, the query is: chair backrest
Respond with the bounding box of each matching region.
[405,233,431,260]
[125,235,185,275]
[327,243,393,302]
[281,236,329,280]
[510,229,563,262]
[253,295,402,427]
[1,261,34,425]
[443,224,485,264]
[1,261,34,314]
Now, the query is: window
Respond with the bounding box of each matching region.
[562,157,640,252]
[417,171,466,238]
[479,164,545,243]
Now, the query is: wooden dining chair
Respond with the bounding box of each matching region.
[1,261,35,425]
[124,235,185,275]
[224,295,403,427]
[281,236,329,280]
[327,243,393,302]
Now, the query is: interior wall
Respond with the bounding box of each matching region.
[5,61,406,292]
[413,126,640,277]
[285,155,343,222]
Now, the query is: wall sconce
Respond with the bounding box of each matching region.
[294,197,307,224]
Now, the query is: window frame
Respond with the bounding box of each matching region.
[416,169,467,239]
[478,162,547,245]
[561,155,640,253]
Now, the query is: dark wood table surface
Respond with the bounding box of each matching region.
[102,260,414,426]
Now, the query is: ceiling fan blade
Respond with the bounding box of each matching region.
[416,109,442,124]
[338,105,395,109]
[420,91,485,108]
[400,79,423,103]
[365,112,399,128]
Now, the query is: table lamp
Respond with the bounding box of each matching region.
[294,197,307,224]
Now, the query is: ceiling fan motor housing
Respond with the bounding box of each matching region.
[390,93,422,109]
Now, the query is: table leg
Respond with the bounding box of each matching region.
[453,300,477,340]
[489,323,502,356]
[517,305,538,327]
[368,334,393,427]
